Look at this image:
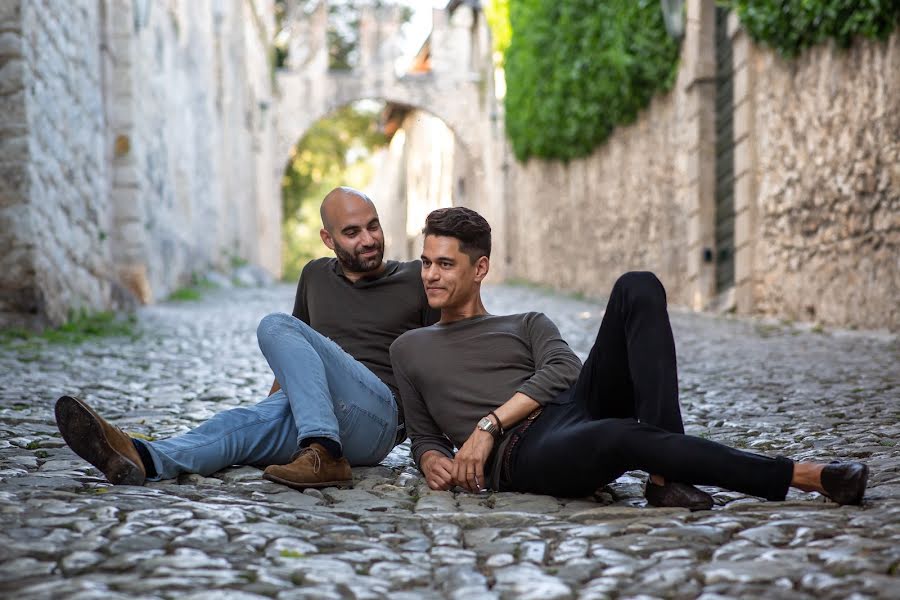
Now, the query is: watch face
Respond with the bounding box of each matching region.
[478,417,491,429]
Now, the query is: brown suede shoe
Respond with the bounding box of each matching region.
[54,395,146,486]
[645,481,714,511]
[263,443,352,490]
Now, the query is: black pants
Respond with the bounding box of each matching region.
[506,272,794,500]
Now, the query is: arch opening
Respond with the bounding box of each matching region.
[280,97,475,282]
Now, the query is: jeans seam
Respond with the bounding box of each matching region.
[344,402,390,428]
[160,411,290,458]
[265,315,393,403]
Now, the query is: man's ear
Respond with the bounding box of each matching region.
[320,228,335,250]
[474,256,490,283]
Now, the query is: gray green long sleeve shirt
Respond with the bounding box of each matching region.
[292,257,439,400]
[389,312,582,470]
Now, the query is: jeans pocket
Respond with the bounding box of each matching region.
[336,403,389,466]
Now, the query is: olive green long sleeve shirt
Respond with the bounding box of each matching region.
[389,312,582,470]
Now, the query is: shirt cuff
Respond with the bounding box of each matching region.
[413,443,454,470]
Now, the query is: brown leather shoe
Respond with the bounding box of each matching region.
[263,443,352,490]
[54,395,146,486]
[645,481,714,511]
[821,462,868,505]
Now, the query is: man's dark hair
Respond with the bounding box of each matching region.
[423,207,491,263]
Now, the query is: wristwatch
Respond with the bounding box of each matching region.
[477,416,500,439]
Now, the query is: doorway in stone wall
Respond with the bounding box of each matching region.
[714,5,735,292]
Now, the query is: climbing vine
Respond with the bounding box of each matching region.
[724,0,900,58]
[503,0,679,162]
[497,1,898,162]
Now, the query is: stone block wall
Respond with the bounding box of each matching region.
[503,77,693,306]
[366,109,458,260]
[111,0,279,303]
[0,0,280,328]
[501,1,898,331]
[1,1,111,328]
[746,34,899,330]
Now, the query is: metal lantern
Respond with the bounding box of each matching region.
[132,0,151,32]
[660,0,685,41]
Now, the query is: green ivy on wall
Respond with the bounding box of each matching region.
[497,1,899,163]
[724,0,900,58]
[503,0,680,162]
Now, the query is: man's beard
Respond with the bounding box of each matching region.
[334,240,383,273]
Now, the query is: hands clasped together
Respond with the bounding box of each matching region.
[420,426,496,492]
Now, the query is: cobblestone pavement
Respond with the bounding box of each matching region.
[1,283,897,599]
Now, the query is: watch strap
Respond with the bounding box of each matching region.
[488,410,505,436]
[477,416,500,438]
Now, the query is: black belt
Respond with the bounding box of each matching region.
[393,393,406,445]
[500,407,543,488]
[394,422,407,446]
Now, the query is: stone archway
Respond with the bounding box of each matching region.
[277,98,479,262]
[273,1,508,274]
[276,90,485,181]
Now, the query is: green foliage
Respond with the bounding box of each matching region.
[0,310,139,348]
[167,287,203,302]
[167,276,217,302]
[725,0,900,58]
[281,102,387,283]
[504,0,680,161]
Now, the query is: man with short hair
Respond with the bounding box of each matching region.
[390,207,868,508]
[55,187,438,489]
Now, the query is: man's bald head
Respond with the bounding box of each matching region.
[320,187,375,233]
[318,187,386,279]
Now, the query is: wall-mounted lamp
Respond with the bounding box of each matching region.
[212,0,227,28]
[132,0,151,32]
[660,0,685,41]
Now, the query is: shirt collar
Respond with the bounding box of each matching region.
[332,259,399,286]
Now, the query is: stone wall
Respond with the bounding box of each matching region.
[746,34,899,330]
[366,109,458,260]
[108,0,280,303]
[0,0,280,328]
[501,2,898,331]
[1,1,111,328]
[503,77,693,306]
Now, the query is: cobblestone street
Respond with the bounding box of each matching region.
[1,282,897,599]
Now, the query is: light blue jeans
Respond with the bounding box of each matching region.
[137,312,399,480]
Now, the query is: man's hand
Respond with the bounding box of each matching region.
[453,428,495,493]
[421,451,455,491]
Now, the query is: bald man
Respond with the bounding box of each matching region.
[55,187,438,489]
